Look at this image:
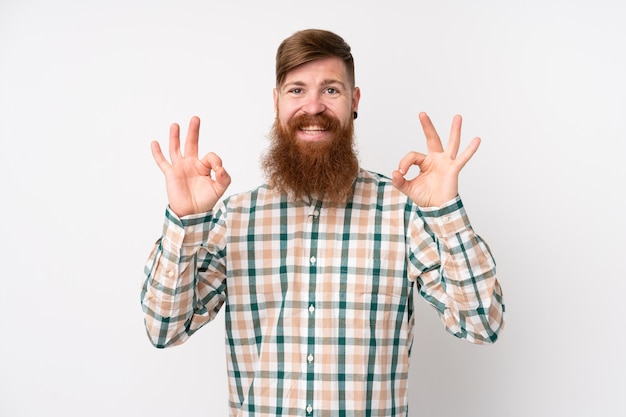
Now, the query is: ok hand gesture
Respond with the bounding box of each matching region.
[392,112,481,207]
[151,116,231,217]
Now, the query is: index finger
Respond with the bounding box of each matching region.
[396,151,426,177]
[419,112,444,153]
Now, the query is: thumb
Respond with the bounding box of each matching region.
[391,169,409,193]
[214,166,232,191]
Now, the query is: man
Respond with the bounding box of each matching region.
[142,29,504,416]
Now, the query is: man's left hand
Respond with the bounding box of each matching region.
[392,112,481,207]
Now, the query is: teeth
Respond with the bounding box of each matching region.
[301,126,325,132]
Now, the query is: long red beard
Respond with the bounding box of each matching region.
[261,113,359,203]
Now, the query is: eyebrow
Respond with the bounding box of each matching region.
[282,79,347,91]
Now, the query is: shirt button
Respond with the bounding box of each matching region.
[313,210,320,217]
[307,354,314,363]
[308,305,315,314]
[310,256,316,264]
[166,268,174,278]
[306,404,313,414]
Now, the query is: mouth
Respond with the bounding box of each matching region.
[300,125,327,133]
[298,125,329,140]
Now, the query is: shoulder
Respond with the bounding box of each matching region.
[221,183,280,211]
[354,169,412,207]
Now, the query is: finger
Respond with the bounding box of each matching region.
[200,151,224,171]
[213,165,232,189]
[391,169,408,193]
[419,112,444,153]
[201,152,232,190]
[445,114,463,158]
[184,116,201,159]
[168,122,182,163]
[455,136,481,169]
[396,151,427,176]
[150,141,171,174]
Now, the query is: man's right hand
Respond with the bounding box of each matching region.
[151,116,231,217]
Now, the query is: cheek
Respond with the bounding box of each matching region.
[328,102,353,124]
[279,111,293,125]
[276,104,298,125]
[334,110,352,127]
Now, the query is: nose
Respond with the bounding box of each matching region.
[302,93,326,115]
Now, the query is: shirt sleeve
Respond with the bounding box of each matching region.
[407,196,505,344]
[141,205,228,348]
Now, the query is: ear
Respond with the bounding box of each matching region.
[352,86,361,113]
[273,88,278,113]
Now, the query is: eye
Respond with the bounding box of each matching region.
[325,87,338,95]
[288,88,303,95]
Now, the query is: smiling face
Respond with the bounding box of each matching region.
[262,56,361,203]
[273,56,360,143]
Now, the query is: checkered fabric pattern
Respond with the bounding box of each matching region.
[142,169,505,416]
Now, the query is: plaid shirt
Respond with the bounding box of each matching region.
[142,169,504,417]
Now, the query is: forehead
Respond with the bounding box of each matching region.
[281,56,349,86]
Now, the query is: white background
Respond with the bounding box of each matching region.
[1,0,625,416]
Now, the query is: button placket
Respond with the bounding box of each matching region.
[305,201,322,417]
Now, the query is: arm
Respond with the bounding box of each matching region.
[394,112,504,343]
[141,206,228,348]
[142,116,232,347]
[409,197,505,344]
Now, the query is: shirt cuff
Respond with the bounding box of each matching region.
[418,195,472,238]
[162,206,214,248]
